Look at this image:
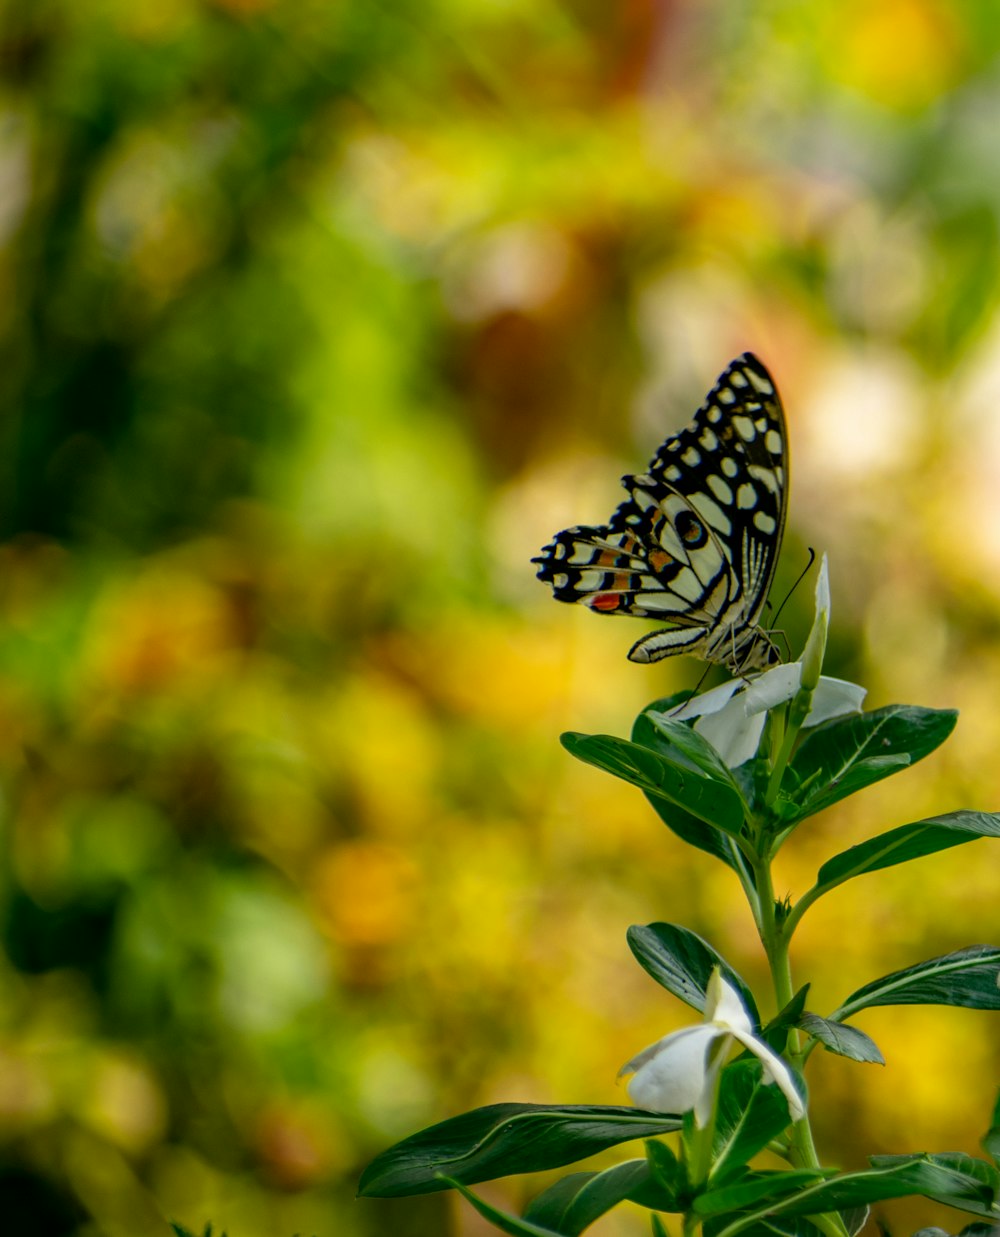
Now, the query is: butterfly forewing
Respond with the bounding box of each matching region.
[533,353,788,672]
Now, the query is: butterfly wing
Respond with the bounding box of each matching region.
[533,353,788,669]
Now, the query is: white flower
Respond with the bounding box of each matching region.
[668,667,865,768]
[658,555,864,767]
[619,971,805,1127]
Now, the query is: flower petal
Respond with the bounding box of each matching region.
[705,973,755,1037]
[726,1027,806,1122]
[741,663,801,714]
[694,1032,732,1127]
[694,703,766,768]
[814,552,831,621]
[801,554,831,692]
[803,677,866,727]
[622,1025,719,1114]
[671,679,741,722]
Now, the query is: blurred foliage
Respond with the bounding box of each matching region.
[2,0,1000,1234]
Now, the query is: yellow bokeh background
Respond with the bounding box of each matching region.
[1,1,999,1234]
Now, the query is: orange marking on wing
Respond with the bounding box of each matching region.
[596,549,621,567]
[591,593,621,611]
[648,549,673,572]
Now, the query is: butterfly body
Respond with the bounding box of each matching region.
[533,353,788,674]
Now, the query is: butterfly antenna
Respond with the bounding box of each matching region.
[668,662,713,715]
[769,547,816,631]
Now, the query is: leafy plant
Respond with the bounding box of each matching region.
[359,558,1000,1236]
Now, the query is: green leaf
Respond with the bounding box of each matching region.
[760,987,810,1051]
[447,1179,566,1235]
[798,1015,884,1065]
[633,711,747,869]
[983,1130,1000,1172]
[645,1138,686,1206]
[695,1170,829,1218]
[643,712,746,791]
[869,1153,1000,1219]
[523,1161,673,1235]
[712,1062,803,1183]
[983,1087,1000,1168]
[783,705,958,822]
[705,1213,827,1237]
[561,732,746,835]
[651,1215,670,1237]
[842,1206,870,1236]
[627,923,760,1025]
[523,1174,601,1232]
[358,1104,682,1197]
[813,811,1000,895]
[713,1154,998,1237]
[835,946,1000,1020]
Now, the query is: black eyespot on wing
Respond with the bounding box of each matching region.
[674,510,707,547]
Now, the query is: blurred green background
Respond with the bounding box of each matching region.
[2,1,1000,1234]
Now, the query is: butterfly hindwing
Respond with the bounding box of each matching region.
[533,353,788,672]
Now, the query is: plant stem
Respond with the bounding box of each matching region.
[753,855,850,1237]
[764,712,798,808]
[753,854,814,1162]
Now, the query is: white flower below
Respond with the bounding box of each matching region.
[619,971,805,1127]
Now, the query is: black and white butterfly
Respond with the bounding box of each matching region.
[533,353,788,673]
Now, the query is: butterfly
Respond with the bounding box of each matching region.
[533,352,788,673]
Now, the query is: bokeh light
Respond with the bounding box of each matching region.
[2,2,999,1234]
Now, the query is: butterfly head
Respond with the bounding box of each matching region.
[735,629,783,674]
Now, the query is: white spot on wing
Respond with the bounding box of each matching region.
[670,567,706,603]
[765,429,782,454]
[748,464,780,495]
[747,369,774,395]
[691,492,732,536]
[682,446,701,467]
[732,415,756,441]
[707,474,733,504]
[737,483,757,509]
[753,511,776,535]
[637,590,698,614]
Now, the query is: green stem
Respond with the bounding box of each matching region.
[682,1211,701,1237]
[764,707,798,809]
[687,1067,723,1190]
[754,857,849,1237]
[753,856,816,1165]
